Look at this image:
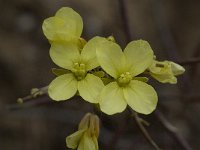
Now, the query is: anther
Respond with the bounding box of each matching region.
[72,62,86,80]
[117,72,132,87]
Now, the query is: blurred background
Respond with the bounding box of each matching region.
[0,0,200,149]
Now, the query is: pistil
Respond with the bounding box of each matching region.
[117,72,132,87]
[72,62,86,80]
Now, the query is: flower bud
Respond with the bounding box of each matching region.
[66,113,100,150]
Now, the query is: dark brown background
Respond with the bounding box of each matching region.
[0,0,200,149]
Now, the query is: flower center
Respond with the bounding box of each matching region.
[72,62,86,80]
[117,72,132,87]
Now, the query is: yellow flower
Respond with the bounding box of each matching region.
[42,7,83,43]
[66,113,99,150]
[96,37,158,115]
[148,60,185,84]
[48,37,104,103]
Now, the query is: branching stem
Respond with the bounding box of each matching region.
[17,86,48,103]
[132,110,162,150]
[155,110,193,150]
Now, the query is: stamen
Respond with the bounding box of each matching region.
[73,62,86,80]
[117,72,132,87]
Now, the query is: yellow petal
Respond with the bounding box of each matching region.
[93,136,99,150]
[55,7,83,38]
[78,133,97,150]
[78,113,91,130]
[123,80,158,114]
[42,7,83,42]
[96,37,125,78]
[42,17,73,42]
[150,72,177,84]
[99,82,127,115]
[149,60,177,84]
[81,37,102,71]
[50,42,80,70]
[66,129,86,149]
[78,74,104,103]
[48,73,77,101]
[124,40,153,76]
[170,61,185,76]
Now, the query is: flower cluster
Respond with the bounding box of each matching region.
[42,6,185,115]
[42,7,185,149]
